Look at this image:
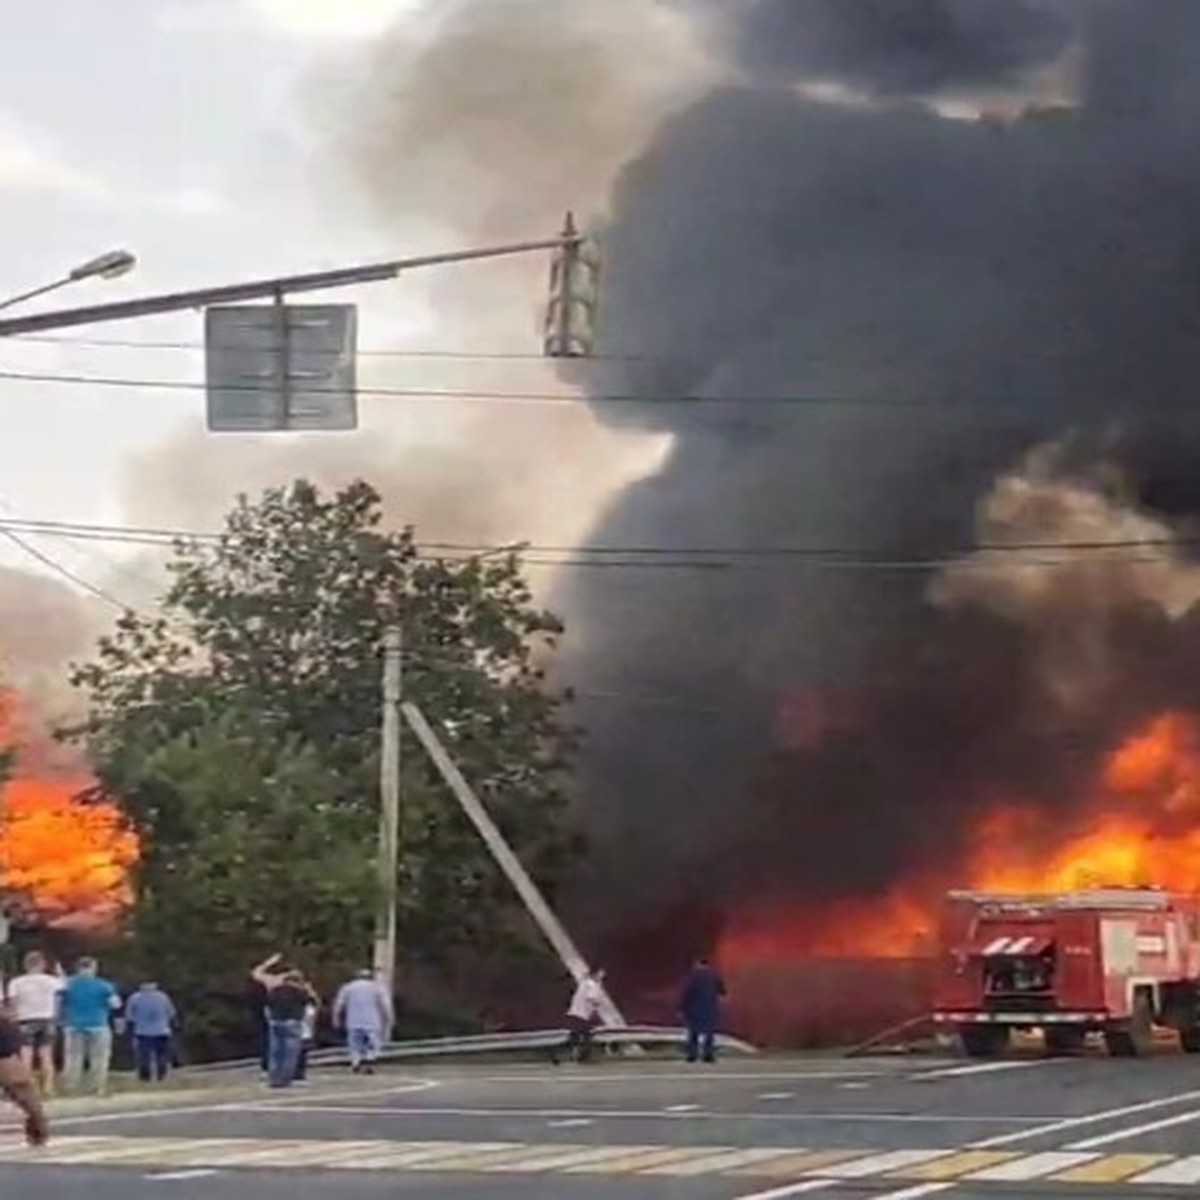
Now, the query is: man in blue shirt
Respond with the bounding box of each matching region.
[61,958,120,1095]
[680,957,727,1065]
[125,981,177,1083]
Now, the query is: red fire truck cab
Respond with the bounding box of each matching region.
[933,887,1200,1057]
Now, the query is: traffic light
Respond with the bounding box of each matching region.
[543,212,601,359]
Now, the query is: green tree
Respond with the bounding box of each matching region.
[71,480,579,1014]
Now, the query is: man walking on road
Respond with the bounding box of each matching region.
[0,1011,49,1146]
[333,969,392,1075]
[252,954,311,1088]
[680,957,726,1065]
[125,981,177,1083]
[61,958,121,1095]
[5,951,63,1095]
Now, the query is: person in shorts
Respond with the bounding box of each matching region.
[5,952,63,1096]
[0,1011,49,1146]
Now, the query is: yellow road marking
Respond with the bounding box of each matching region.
[1053,1154,1172,1183]
[893,1150,1020,1180]
[728,1149,874,1177]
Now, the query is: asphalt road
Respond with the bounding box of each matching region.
[6,1051,1200,1197]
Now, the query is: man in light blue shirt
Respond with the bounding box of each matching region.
[61,958,120,1095]
[333,969,392,1074]
[125,982,177,1083]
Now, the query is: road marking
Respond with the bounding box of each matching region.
[732,1179,836,1199]
[547,1118,592,1128]
[48,1076,440,1129]
[245,1102,1047,1124]
[146,1170,219,1181]
[965,1151,1098,1180]
[480,1145,657,1173]
[642,1148,802,1176]
[910,1060,1056,1081]
[872,1186,954,1200]
[564,1146,706,1173]
[1053,1153,1170,1183]
[896,1150,1019,1180]
[758,1092,794,1101]
[1128,1155,1200,1186]
[970,1087,1200,1148]
[727,1150,868,1177]
[823,1149,950,1178]
[1067,1107,1200,1149]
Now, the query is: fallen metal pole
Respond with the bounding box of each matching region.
[402,701,626,1028]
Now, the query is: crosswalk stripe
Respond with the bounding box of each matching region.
[3,1135,1199,1185]
[641,1148,803,1176]
[893,1150,1021,1180]
[1053,1154,1171,1183]
[1128,1156,1200,1186]
[824,1149,953,1178]
[564,1147,708,1173]
[728,1149,869,1177]
[966,1152,1099,1181]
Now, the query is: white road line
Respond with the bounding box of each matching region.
[872,1185,955,1200]
[911,1060,1057,1081]
[547,1119,592,1128]
[819,1149,951,1178]
[758,1093,795,1101]
[1067,1107,1200,1150]
[1128,1155,1200,1186]
[665,1103,701,1113]
[47,1077,440,1129]
[971,1088,1200,1148]
[733,1179,836,1200]
[967,1151,1098,1180]
[462,1071,887,1084]
[245,1103,1047,1124]
[146,1170,219,1181]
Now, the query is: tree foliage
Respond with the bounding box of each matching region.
[71,480,579,1008]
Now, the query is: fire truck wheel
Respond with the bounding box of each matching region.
[959,1024,1010,1058]
[1043,1026,1086,1055]
[1179,1027,1200,1053]
[1105,993,1155,1058]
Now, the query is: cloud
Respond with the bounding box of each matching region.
[0,117,107,199]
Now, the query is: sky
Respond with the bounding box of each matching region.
[0,0,497,582]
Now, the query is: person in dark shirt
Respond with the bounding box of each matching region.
[679,957,727,1065]
[251,954,310,1088]
[0,1014,49,1145]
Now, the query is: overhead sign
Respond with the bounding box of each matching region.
[205,303,358,432]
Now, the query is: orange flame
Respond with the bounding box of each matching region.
[0,696,137,927]
[722,711,1200,966]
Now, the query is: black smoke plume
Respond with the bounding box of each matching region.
[559,0,1200,953]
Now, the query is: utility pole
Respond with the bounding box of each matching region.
[373,626,403,1003]
[401,701,626,1028]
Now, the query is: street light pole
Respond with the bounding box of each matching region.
[0,249,136,314]
[0,231,582,338]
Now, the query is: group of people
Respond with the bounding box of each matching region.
[1,952,178,1096]
[555,957,728,1065]
[252,955,393,1089]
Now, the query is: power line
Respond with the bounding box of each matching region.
[0,365,1124,410]
[0,514,1191,571]
[0,526,131,612]
[14,333,651,364]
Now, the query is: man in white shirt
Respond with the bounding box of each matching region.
[552,968,606,1065]
[5,952,63,1096]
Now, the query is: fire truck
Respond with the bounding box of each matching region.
[933,888,1200,1057]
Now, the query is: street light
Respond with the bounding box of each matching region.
[0,248,137,314]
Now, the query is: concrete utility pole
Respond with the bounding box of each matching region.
[401,700,626,1028]
[373,626,403,1003]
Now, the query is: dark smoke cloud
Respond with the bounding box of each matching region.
[558,0,1200,946]
[709,0,1072,96]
